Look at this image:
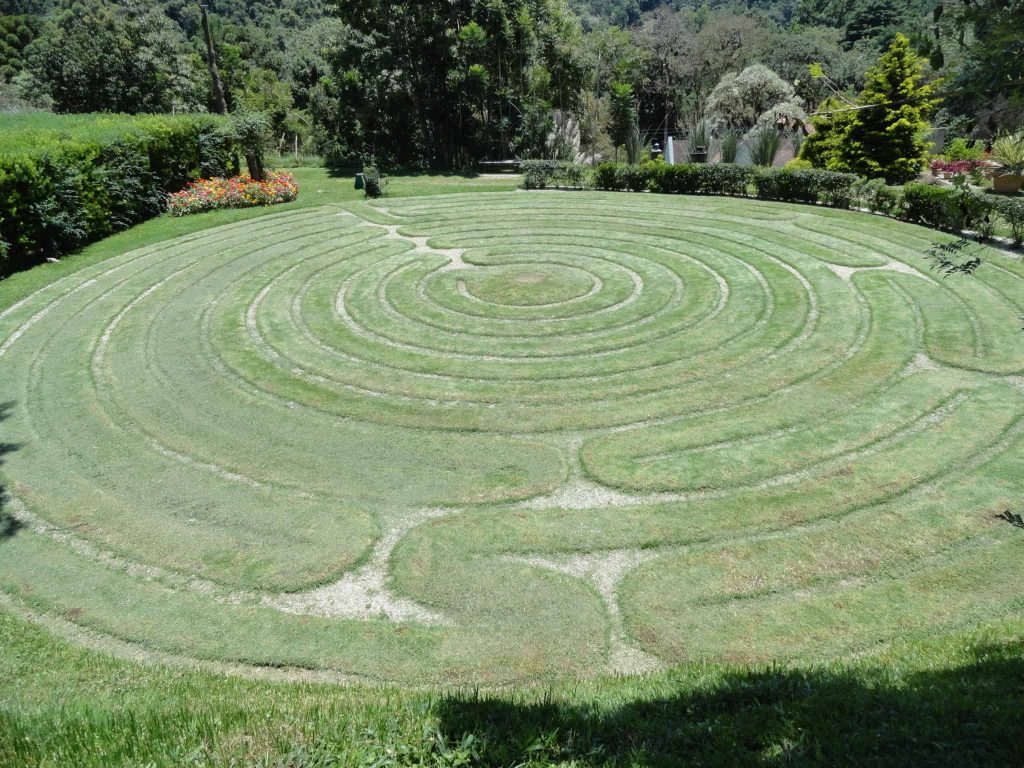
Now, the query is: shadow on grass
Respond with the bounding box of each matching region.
[325,164,484,180]
[437,640,1024,767]
[0,401,22,541]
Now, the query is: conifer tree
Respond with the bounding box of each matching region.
[801,34,939,183]
[843,34,940,183]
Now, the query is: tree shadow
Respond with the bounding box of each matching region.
[437,639,1024,766]
[325,164,483,180]
[0,401,22,541]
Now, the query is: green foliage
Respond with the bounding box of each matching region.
[608,81,639,163]
[719,126,742,164]
[21,0,201,113]
[993,197,1024,246]
[231,111,270,181]
[939,0,1024,132]
[843,34,940,183]
[755,168,859,206]
[319,0,586,168]
[362,163,386,198]
[0,113,231,274]
[746,126,783,167]
[801,36,939,183]
[593,161,621,189]
[900,182,996,236]
[800,98,858,171]
[521,159,587,189]
[851,176,902,216]
[942,137,983,162]
[991,131,1024,176]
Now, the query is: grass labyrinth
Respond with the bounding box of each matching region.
[1,191,1023,685]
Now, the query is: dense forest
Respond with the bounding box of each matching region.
[0,0,1020,168]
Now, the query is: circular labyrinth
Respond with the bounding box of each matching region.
[1,192,1023,684]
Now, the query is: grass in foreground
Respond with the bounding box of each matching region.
[1,608,1022,767]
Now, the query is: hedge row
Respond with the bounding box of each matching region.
[521,160,1024,247]
[0,113,235,274]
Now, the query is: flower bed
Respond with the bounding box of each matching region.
[167,171,299,216]
[930,159,985,176]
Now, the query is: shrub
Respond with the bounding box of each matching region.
[166,171,298,216]
[594,162,624,190]
[0,113,232,274]
[620,163,649,192]
[746,126,783,167]
[719,126,742,163]
[363,164,386,198]
[994,197,1024,245]
[695,164,755,196]
[521,159,562,190]
[649,163,700,194]
[754,168,859,207]
[755,169,816,203]
[991,131,1024,175]
[852,177,902,216]
[521,159,588,190]
[900,183,996,236]
[943,137,984,161]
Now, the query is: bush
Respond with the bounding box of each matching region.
[521,159,562,190]
[0,113,233,274]
[649,163,699,194]
[900,183,997,236]
[363,164,386,198]
[521,159,589,190]
[519,159,1023,248]
[901,185,960,230]
[697,164,755,196]
[994,197,1024,246]
[594,162,624,190]
[620,163,649,192]
[166,171,298,216]
[755,168,859,207]
[943,137,984,162]
[852,177,902,216]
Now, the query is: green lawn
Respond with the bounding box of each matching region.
[1,170,1023,765]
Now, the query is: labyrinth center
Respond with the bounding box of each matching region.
[1,191,1023,684]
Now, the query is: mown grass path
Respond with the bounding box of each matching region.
[1,191,1022,685]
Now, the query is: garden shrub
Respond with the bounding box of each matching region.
[901,185,959,230]
[755,168,858,207]
[994,197,1024,246]
[755,169,817,203]
[852,177,901,216]
[594,162,623,190]
[521,160,1022,247]
[649,163,700,194]
[521,159,562,190]
[697,164,755,196]
[363,164,387,198]
[521,159,588,190]
[620,163,649,192]
[0,113,232,274]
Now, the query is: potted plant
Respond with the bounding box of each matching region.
[991,131,1024,194]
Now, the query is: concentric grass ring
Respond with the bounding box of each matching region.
[1,192,1023,685]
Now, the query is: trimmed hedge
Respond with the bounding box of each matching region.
[521,160,1024,248]
[0,113,234,275]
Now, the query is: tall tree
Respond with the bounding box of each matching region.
[200,3,228,114]
[23,0,201,113]
[802,34,939,183]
